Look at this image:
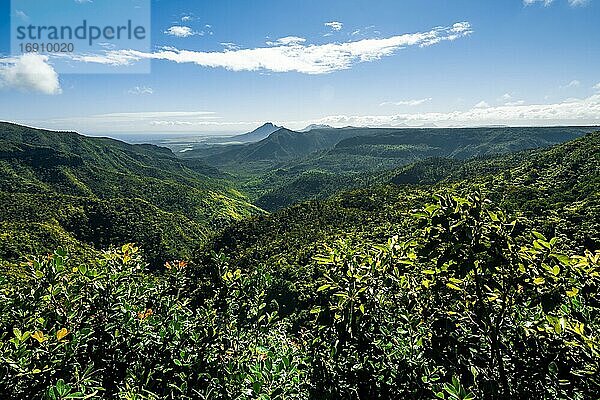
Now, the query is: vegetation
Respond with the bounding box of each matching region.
[0,124,599,398]
[0,122,260,265]
[188,126,596,210]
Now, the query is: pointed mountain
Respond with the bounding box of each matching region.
[233,122,282,143]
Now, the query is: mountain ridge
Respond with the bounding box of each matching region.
[299,124,335,132]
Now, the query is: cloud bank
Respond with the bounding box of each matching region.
[73,22,473,74]
[28,94,600,134]
[380,98,432,106]
[524,0,590,6]
[311,94,600,128]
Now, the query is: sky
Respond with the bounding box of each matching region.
[0,0,599,135]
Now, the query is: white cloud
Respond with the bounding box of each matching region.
[68,51,142,66]
[524,0,554,6]
[15,10,29,21]
[266,36,306,46]
[325,21,343,31]
[181,15,193,22]
[74,0,92,3]
[164,26,202,38]
[98,42,116,50]
[497,93,527,106]
[73,22,473,75]
[127,86,153,95]
[305,94,600,128]
[498,93,526,105]
[380,98,432,106]
[568,0,589,6]
[593,82,600,91]
[353,25,379,37]
[474,101,490,108]
[561,79,581,89]
[0,54,61,95]
[221,42,240,50]
[524,0,590,6]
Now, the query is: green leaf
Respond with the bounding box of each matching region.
[313,255,333,264]
[533,231,547,241]
[554,320,563,334]
[317,284,331,292]
[533,277,545,285]
[566,288,579,297]
[425,204,439,213]
[551,253,571,265]
[56,379,69,396]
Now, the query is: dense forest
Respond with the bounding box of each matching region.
[1,123,599,399]
[181,126,595,211]
[0,122,260,265]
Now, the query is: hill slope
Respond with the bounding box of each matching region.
[199,131,600,310]
[202,127,374,165]
[242,126,596,210]
[1,131,598,399]
[0,122,260,264]
[182,132,599,398]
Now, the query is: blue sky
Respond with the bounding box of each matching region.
[0,0,599,135]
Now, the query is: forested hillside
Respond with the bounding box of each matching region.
[1,128,598,399]
[219,126,596,210]
[202,127,361,165]
[0,122,259,264]
[198,132,599,312]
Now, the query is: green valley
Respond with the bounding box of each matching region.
[183,125,596,210]
[1,123,599,399]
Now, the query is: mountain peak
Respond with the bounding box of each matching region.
[232,122,282,143]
